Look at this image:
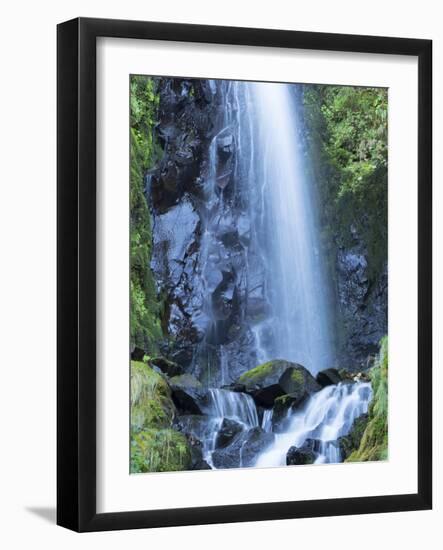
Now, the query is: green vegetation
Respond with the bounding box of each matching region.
[238,361,276,385]
[130,75,163,353]
[346,336,388,462]
[303,85,388,279]
[290,368,304,386]
[130,361,192,473]
[130,428,192,473]
[131,361,176,431]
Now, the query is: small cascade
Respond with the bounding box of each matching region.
[255,382,372,467]
[200,389,260,467]
[207,389,259,428]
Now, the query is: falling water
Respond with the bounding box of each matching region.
[201,389,259,466]
[255,382,372,467]
[208,389,259,428]
[242,81,333,373]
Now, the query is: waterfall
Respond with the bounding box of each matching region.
[202,389,260,466]
[185,80,370,470]
[255,382,372,467]
[240,81,333,374]
[207,389,259,428]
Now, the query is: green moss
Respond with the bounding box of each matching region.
[130,428,192,473]
[290,369,304,386]
[275,394,292,407]
[130,75,163,354]
[238,361,275,385]
[130,361,176,431]
[346,337,388,462]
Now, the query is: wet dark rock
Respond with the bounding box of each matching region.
[131,347,145,361]
[192,460,212,470]
[169,374,207,415]
[337,244,387,370]
[316,368,342,388]
[338,413,369,460]
[238,360,321,408]
[212,270,238,321]
[215,418,243,449]
[221,383,246,393]
[286,438,319,465]
[271,394,305,433]
[150,357,183,378]
[211,427,274,469]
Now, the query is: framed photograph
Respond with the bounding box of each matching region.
[57,17,432,532]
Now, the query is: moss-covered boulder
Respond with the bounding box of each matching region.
[131,361,176,431]
[130,428,192,473]
[346,336,388,462]
[238,359,320,407]
[169,373,207,414]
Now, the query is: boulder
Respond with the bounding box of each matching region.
[238,360,321,408]
[215,418,243,449]
[211,427,274,469]
[150,357,183,378]
[169,374,207,415]
[316,368,342,388]
[286,438,319,465]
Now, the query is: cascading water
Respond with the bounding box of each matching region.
[208,389,259,428]
[201,389,259,467]
[193,80,371,469]
[255,382,372,467]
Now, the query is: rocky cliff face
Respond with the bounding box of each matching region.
[147,78,260,386]
[336,241,387,370]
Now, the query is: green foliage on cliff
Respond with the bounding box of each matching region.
[131,428,192,473]
[130,361,192,473]
[131,361,176,431]
[130,75,163,352]
[303,85,388,279]
[346,336,388,462]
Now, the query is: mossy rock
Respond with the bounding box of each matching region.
[130,428,192,473]
[169,374,207,414]
[131,361,176,431]
[238,360,320,407]
[346,336,388,462]
[169,373,203,389]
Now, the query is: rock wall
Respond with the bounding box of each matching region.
[148,78,259,385]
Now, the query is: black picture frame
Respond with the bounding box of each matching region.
[57,17,432,532]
